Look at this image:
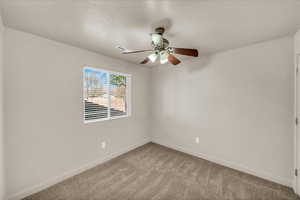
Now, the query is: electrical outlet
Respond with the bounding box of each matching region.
[101,141,106,149]
[195,137,200,144]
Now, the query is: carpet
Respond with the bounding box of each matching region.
[23,143,299,200]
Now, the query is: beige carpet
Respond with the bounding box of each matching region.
[24,143,299,200]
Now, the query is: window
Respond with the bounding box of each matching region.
[83,67,131,123]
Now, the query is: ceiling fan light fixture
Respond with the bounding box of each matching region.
[148,53,158,63]
[160,51,169,64]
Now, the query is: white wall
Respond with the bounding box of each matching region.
[295,30,300,55]
[4,28,151,199]
[0,13,5,200]
[151,37,294,186]
[294,29,300,193]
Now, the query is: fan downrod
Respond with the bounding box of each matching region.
[155,27,165,35]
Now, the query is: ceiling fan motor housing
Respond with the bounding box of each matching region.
[151,36,169,51]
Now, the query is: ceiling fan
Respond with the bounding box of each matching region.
[117,27,199,65]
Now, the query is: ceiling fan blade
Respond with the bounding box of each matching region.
[168,55,181,65]
[160,51,169,64]
[140,57,150,64]
[122,50,153,54]
[172,48,198,57]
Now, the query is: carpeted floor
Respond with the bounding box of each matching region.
[24,143,299,200]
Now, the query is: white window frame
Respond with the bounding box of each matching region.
[83,66,132,124]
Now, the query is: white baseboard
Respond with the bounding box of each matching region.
[152,139,292,187]
[8,139,150,200]
[293,177,297,194]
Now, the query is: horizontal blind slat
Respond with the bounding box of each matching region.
[84,100,108,120]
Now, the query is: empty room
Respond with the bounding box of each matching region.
[1,0,300,199]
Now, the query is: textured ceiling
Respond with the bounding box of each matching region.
[1,0,300,66]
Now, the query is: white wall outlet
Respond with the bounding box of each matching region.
[101,141,106,149]
[195,137,200,144]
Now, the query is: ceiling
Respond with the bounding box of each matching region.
[1,0,300,66]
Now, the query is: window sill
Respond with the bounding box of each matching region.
[84,114,130,124]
